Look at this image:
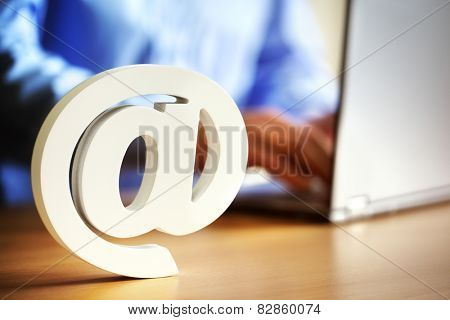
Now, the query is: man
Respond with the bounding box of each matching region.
[0,0,337,205]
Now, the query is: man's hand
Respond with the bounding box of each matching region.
[243,109,335,192]
[195,109,335,192]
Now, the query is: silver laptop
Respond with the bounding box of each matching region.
[234,0,450,221]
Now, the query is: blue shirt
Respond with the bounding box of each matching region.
[0,0,338,204]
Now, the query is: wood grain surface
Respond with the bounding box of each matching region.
[0,202,449,299]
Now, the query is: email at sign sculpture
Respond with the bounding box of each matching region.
[31,65,248,278]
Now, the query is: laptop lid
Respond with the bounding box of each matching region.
[330,0,450,221]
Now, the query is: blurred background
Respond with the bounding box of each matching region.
[0,0,347,208]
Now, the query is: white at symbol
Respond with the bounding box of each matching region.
[31,65,248,278]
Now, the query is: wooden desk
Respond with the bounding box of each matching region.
[0,203,449,299]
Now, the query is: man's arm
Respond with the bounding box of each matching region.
[245,0,338,122]
[243,0,338,191]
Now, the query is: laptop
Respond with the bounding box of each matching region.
[233,0,450,221]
